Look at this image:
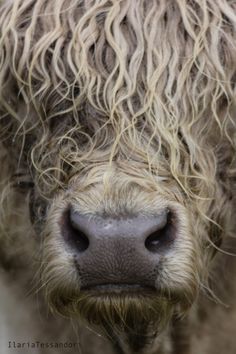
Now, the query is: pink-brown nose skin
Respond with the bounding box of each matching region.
[61,209,176,290]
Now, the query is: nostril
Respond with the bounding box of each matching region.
[61,209,89,252]
[145,211,175,252]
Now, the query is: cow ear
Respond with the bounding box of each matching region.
[0,92,42,149]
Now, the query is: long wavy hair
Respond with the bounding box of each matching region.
[1,0,235,232]
[0,0,236,338]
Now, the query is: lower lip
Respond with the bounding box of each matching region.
[81,284,156,295]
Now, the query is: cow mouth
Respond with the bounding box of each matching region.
[78,284,164,354]
[81,283,157,296]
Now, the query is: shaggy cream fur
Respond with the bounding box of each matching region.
[0,0,236,353]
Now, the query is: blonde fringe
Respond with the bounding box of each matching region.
[0,0,236,247]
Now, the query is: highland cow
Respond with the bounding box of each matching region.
[0,0,236,353]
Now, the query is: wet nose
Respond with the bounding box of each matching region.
[61,208,176,289]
